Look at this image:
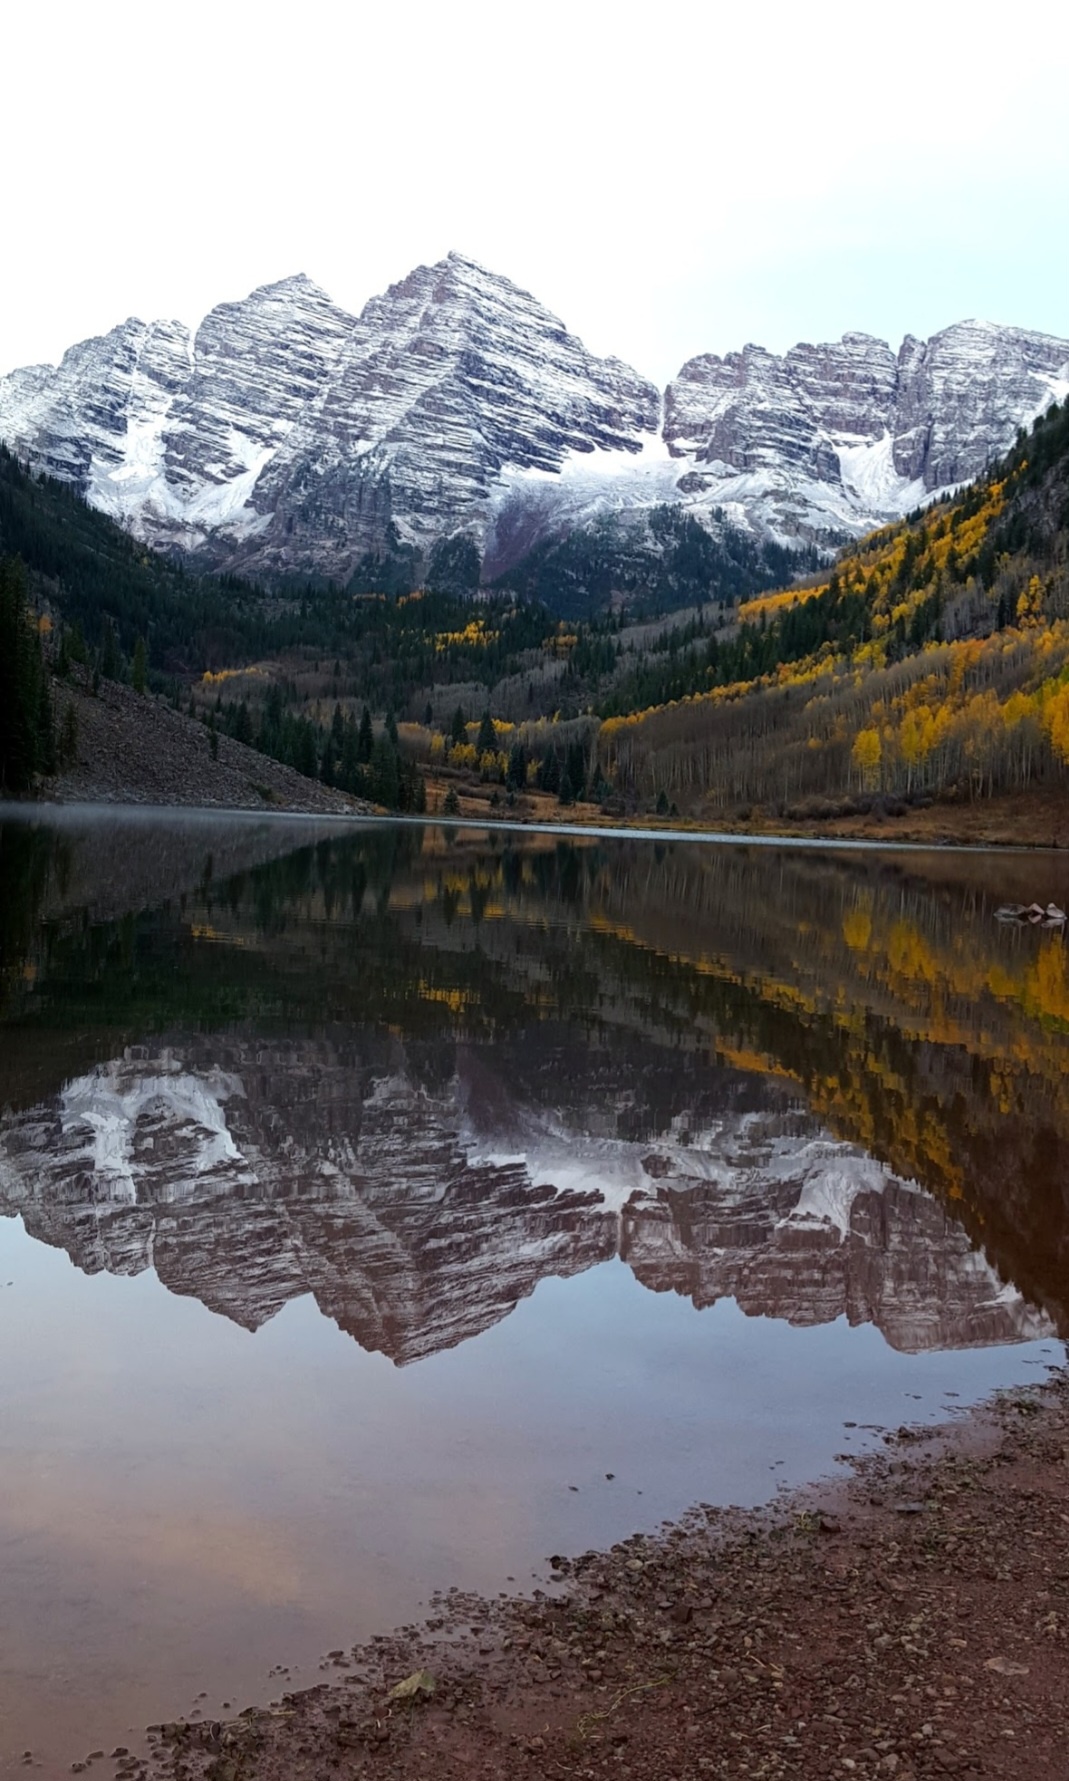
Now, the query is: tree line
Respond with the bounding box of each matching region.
[0,556,54,794]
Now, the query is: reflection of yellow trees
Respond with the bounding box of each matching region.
[418,984,480,1014]
[560,842,1069,1328]
[590,852,1069,1217]
[1023,942,1069,1030]
[841,907,872,952]
[887,921,941,985]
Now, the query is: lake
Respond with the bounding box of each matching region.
[1,807,1066,1776]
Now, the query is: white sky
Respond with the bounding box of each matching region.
[5,0,1067,383]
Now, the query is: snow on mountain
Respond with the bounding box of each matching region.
[0,255,660,579]
[0,316,193,502]
[0,256,1066,579]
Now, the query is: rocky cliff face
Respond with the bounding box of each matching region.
[0,1041,1047,1361]
[0,256,660,580]
[662,320,1069,543]
[1,260,1065,579]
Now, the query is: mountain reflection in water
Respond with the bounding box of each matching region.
[1,809,1067,1356]
[3,809,1069,1774]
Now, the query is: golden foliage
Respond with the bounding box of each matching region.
[434,619,500,651]
[851,727,881,788]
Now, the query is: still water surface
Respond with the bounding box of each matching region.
[1,809,1067,1773]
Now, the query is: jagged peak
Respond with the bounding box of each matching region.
[390,249,560,318]
[924,317,1069,351]
[443,248,499,278]
[2,254,1066,582]
[234,271,339,308]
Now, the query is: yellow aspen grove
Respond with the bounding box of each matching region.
[851,728,882,790]
[1044,684,1069,765]
[1016,576,1045,625]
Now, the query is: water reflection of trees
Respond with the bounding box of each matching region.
[3,820,1069,1324]
[0,822,77,1004]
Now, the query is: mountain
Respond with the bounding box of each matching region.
[0,1040,1047,1361]
[0,256,660,582]
[593,395,1069,825]
[1,256,1065,584]
[663,320,1069,542]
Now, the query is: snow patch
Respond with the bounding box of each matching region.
[58,1055,248,1202]
[183,436,277,527]
[834,432,927,514]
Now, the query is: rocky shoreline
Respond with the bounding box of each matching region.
[67,1371,1065,1781]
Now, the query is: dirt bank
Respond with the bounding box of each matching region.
[738,789,1069,850]
[423,776,1069,851]
[84,1373,1068,1781]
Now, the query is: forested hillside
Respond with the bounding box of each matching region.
[493,506,813,620]
[593,400,1069,819]
[0,440,801,803]
[4,399,1069,831]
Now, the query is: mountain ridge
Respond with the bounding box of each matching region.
[1,254,1065,585]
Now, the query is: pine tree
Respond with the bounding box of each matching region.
[539,750,561,795]
[506,742,527,789]
[132,636,148,694]
[357,706,374,763]
[370,734,400,807]
[0,557,53,793]
[60,701,79,768]
[295,721,318,779]
[340,714,362,793]
[101,620,119,681]
[450,704,467,747]
[476,710,496,756]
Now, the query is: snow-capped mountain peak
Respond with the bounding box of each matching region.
[0,259,1065,580]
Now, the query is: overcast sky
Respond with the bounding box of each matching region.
[5,0,1067,383]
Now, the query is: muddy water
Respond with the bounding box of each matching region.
[1,809,1067,1775]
